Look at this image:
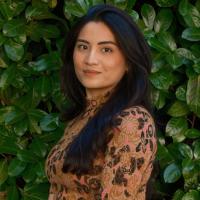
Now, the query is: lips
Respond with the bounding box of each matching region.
[83,69,101,75]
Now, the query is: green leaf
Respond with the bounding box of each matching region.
[0,107,12,123]
[179,0,189,16]
[11,0,26,16]
[0,159,8,185]
[23,183,49,200]
[154,9,173,32]
[25,5,58,21]
[28,116,42,134]
[17,149,39,163]
[11,71,25,89]
[42,24,60,39]
[16,137,29,150]
[29,138,47,158]
[193,140,200,159]
[182,28,200,41]
[15,91,41,110]
[0,33,6,46]
[48,0,58,8]
[0,65,16,89]
[182,159,197,177]
[0,1,14,20]
[3,19,26,37]
[141,4,155,30]
[0,137,19,155]
[184,129,200,139]
[109,0,128,10]
[178,143,193,159]
[126,0,136,11]
[13,33,27,44]
[186,75,200,117]
[150,68,175,90]
[157,32,177,51]
[182,159,199,189]
[13,119,28,136]
[166,53,183,69]
[64,1,87,18]
[22,164,36,183]
[167,101,190,117]
[196,0,200,11]
[38,128,63,143]
[176,85,186,101]
[182,190,200,200]
[4,106,26,125]
[143,29,155,39]
[193,61,200,74]
[181,4,200,28]
[167,143,184,162]
[29,52,61,72]
[34,161,46,178]
[155,0,178,7]
[0,57,7,68]
[151,88,166,109]
[40,113,59,132]
[148,37,171,53]
[151,52,165,73]
[186,67,197,78]
[172,189,185,200]
[90,0,104,5]
[4,39,24,61]
[26,22,60,42]
[129,10,139,23]
[166,117,188,137]
[176,48,196,60]
[189,6,200,28]
[7,185,19,200]
[156,142,174,168]
[8,158,26,177]
[28,109,47,121]
[33,76,52,98]
[164,163,181,183]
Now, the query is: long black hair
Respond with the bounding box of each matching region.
[60,4,152,175]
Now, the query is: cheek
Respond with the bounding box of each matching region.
[103,58,126,77]
[110,69,126,80]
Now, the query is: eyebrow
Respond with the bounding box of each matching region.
[77,39,118,46]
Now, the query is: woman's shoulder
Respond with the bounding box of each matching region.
[106,105,157,158]
[113,105,155,130]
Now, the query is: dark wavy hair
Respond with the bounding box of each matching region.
[60,4,152,175]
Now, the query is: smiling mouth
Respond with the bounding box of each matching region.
[83,69,101,75]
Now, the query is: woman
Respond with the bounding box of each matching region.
[45,4,157,200]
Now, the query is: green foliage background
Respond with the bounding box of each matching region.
[0,0,200,199]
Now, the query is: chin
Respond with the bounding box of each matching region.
[81,81,103,89]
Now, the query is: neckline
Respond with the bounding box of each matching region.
[86,90,113,109]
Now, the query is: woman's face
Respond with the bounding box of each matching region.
[73,21,127,98]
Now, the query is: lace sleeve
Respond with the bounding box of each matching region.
[100,106,157,200]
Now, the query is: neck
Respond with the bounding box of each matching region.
[85,87,115,100]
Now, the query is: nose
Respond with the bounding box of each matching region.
[84,49,98,65]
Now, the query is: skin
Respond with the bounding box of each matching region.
[73,21,127,99]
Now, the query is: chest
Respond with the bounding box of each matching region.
[45,115,105,187]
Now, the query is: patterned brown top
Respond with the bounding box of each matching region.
[45,92,157,200]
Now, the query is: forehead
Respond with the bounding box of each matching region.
[77,21,116,42]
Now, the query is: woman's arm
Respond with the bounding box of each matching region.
[48,194,54,200]
[47,184,56,200]
[100,106,157,200]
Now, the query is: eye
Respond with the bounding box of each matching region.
[101,47,113,53]
[76,44,88,50]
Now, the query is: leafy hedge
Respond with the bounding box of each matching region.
[0,0,200,199]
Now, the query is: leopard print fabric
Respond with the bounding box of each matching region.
[45,94,157,200]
